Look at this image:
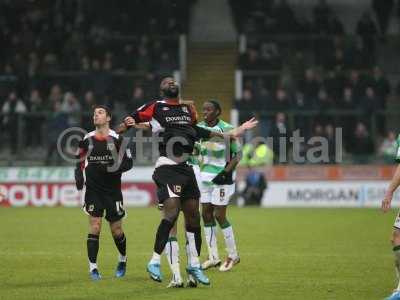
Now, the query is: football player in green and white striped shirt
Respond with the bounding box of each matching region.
[198,100,241,272]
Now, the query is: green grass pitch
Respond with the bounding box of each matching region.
[0,207,397,299]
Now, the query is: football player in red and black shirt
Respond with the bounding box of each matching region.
[75,105,133,281]
[117,77,257,286]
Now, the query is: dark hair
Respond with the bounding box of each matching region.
[93,105,112,118]
[207,99,221,116]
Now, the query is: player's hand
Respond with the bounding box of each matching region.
[212,170,233,185]
[241,117,258,130]
[124,116,136,127]
[382,192,393,213]
[231,117,258,138]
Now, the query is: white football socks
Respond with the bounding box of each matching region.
[185,231,201,268]
[221,223,238,259]
[164,237,182,282]
[204,224,220,261]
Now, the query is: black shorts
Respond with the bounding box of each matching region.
[83,188,125,222]
[152,163,200,205]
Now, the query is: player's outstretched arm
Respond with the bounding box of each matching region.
[206,117,258,139]
[382,164,400,212]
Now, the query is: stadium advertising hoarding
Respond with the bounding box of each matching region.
[0,166,398,208]
[0,167,155,207]
[263,181,400,208]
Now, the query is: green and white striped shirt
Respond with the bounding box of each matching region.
[197,120,239,185]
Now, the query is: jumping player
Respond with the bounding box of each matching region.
[116,77,257,286]
[75,105,133,280]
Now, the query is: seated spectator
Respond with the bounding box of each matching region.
[271,88,291,110]
[26,89,45,147]
[128,86,146,112]
[379,130,398,164]
[157,52,175,75]
[298,68,321,105]
[240,48,262,70]
[2,91,27,154]
[347,122,374,164]
[269,112,289,164]
[81,90,96,131]
[340,86,356,109]
[61,92,81,127]
[316,87,334,110]
[369,66,391,109]
[359,86,378,115]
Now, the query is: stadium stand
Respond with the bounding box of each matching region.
[0,0,195,164]
[230,0,400,164]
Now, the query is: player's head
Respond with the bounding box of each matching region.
[160,77,180,98]
[93,105,112,127]
[203,100,221,123]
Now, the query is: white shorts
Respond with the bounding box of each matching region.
[394,212,400,229]
[200,184,235,206]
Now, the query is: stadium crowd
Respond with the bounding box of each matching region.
[231,0,400,163]
[0,0,194,162]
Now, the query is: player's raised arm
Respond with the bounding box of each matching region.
[115,102,156,134]
[202,117,258,139]
[382,164,400,212]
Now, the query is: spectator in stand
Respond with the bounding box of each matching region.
[259,42,281,70]
[356,13,378,60]
[370,66,391,109]
[45,101,69,165]
[324,70,345,100]
[298,68,321,106]
[128,86,146,112]
[48,84,63,108]
[380,130,398,164]
[136,45,152,73]
[340,86,356,110]
[360,86,379,117]
[348,121,375,164]
[351,37,371,69]
[271,88,291,111]
[327,48,347,71]
[372,0,394,37]
[120,44,135,70]
[269,112,289,164]
[26,89,45,148]
[2,91,27,154]
[316,87,334,111]
[157,52,175,75]
[347,70,366,104]
[289,51,306,83]
[61,92,81,127]
[81,90,96,131]
[240,48,261,70]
